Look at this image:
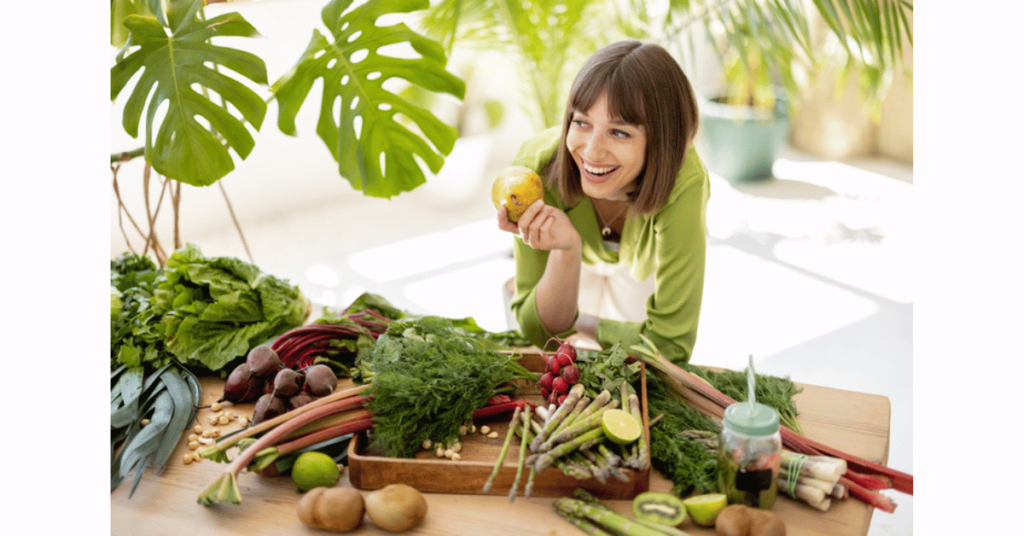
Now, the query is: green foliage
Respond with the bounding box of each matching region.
[680,362,803,434]
[111,363,201,497]
[645,374,719,496]
[362,318,534,458]
[574,343,642,399]
[111,0,268,187]
[419,0,612,129]
[153,244,309,373]
[111,252,172,370]
[272,0,467,198]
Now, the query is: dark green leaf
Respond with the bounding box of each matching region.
[111,1,268,187]
[111,366,145,429]
[273,0,465,199]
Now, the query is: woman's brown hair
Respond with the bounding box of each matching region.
[545,41,699,215]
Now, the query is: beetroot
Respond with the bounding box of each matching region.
[273,368,304,397]
[251,393,287,426]
[304,364,338,397]
[561,364,580,385]
[246,344,283,377]
[288,391,316,410]
[222,363,262,403]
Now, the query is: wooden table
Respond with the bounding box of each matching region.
[111,376,891,536]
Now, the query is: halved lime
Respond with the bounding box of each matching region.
[601,409,642,445]
[683,493,728,527]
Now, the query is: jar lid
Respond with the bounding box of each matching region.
[723,402,780,436]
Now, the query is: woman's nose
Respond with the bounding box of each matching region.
[583,134,605,160]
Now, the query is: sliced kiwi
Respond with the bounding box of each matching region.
[631,492,688,526]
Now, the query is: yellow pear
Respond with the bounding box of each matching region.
[491,166,544,223]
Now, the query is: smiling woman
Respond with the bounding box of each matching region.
[496,40,710,364]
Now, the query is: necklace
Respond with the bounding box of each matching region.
[595,201,629,237]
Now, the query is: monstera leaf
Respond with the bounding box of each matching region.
[111,0,268,187]
[273,0,466,199]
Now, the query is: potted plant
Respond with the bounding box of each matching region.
[417,0,913,182]
[110,0,468,264]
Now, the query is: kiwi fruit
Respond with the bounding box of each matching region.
[631,492,688,526]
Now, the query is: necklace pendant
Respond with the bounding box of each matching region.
[602,226,612,237]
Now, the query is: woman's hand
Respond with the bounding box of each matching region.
[498,200,581,252]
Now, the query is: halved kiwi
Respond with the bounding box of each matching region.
[631,492,688,526]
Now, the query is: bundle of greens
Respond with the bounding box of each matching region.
[573,343,642,399]
[679,362,803,434]
[152,244,309,374]
[645,374,720,496]
[362,317,534,458]
[111,253,170,370]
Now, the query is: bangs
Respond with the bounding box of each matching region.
[569,63,647,127]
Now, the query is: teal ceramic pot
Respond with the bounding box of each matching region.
[696,94,790,183]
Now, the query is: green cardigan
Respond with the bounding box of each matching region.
[508,127,710,364]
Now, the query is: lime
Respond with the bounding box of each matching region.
[291,452,341,491]
[601,409,642,445]
[682,493,728,527]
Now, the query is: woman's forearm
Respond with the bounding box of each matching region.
[534,243,582,335]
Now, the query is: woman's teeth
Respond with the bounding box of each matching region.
[584,164,617,176]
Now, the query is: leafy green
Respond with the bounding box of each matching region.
[272,0,466,198]
[680,362,803,434]
[111,252,172,370]
[362,317,533,458]
[645,374,719,496]
[111,0,268,187]
[574,343,642,399]
[111,364,201,497]
[154,244,309,373]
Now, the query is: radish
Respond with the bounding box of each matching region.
[555,341,577,363]
[540,372,555,392]
[552,376,570,395]
[548,358,562,376]
[561,364,580,385]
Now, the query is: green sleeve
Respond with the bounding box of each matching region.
[507,127,576,349]
[595,165,709,364]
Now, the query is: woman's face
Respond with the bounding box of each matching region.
[566,92,647,202]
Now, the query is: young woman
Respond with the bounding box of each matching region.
[497,40,709,364]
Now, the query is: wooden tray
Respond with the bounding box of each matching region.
[347,350,651,499]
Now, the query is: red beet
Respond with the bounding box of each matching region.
[222,363,262,403]
[288,391,316,410]
[561,364,580,385]
[273,368,304,397]
[251,393,287,426]
[246,344,283,377]
[304,364,338,397]
[552,376,570,395]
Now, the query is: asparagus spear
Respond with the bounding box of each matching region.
[543,401,620,449]
[628,393,650,471]
[482,406,521,493]
[509,404,532,502]
[553,506,616,536]
[564,389,612,430]
[534,427,605,472]
[553,498,669,536]
[531,383,585,451]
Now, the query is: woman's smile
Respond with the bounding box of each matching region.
[566,92,647,201]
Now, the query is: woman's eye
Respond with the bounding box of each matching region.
[612,129,630,138]
[572,119,588,128]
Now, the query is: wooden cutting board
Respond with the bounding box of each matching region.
[110,370,892,536]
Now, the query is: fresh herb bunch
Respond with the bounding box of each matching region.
[111,253,172,370]
[645,374,719,496]
[363,317,533,458]
[573,343,642,399]
[680,363,803,434]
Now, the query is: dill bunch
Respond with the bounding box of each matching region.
[681,363,804,434]
[362,317,533,458]
[645,374,719,495]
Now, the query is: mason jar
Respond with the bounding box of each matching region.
[716,402,782,509]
